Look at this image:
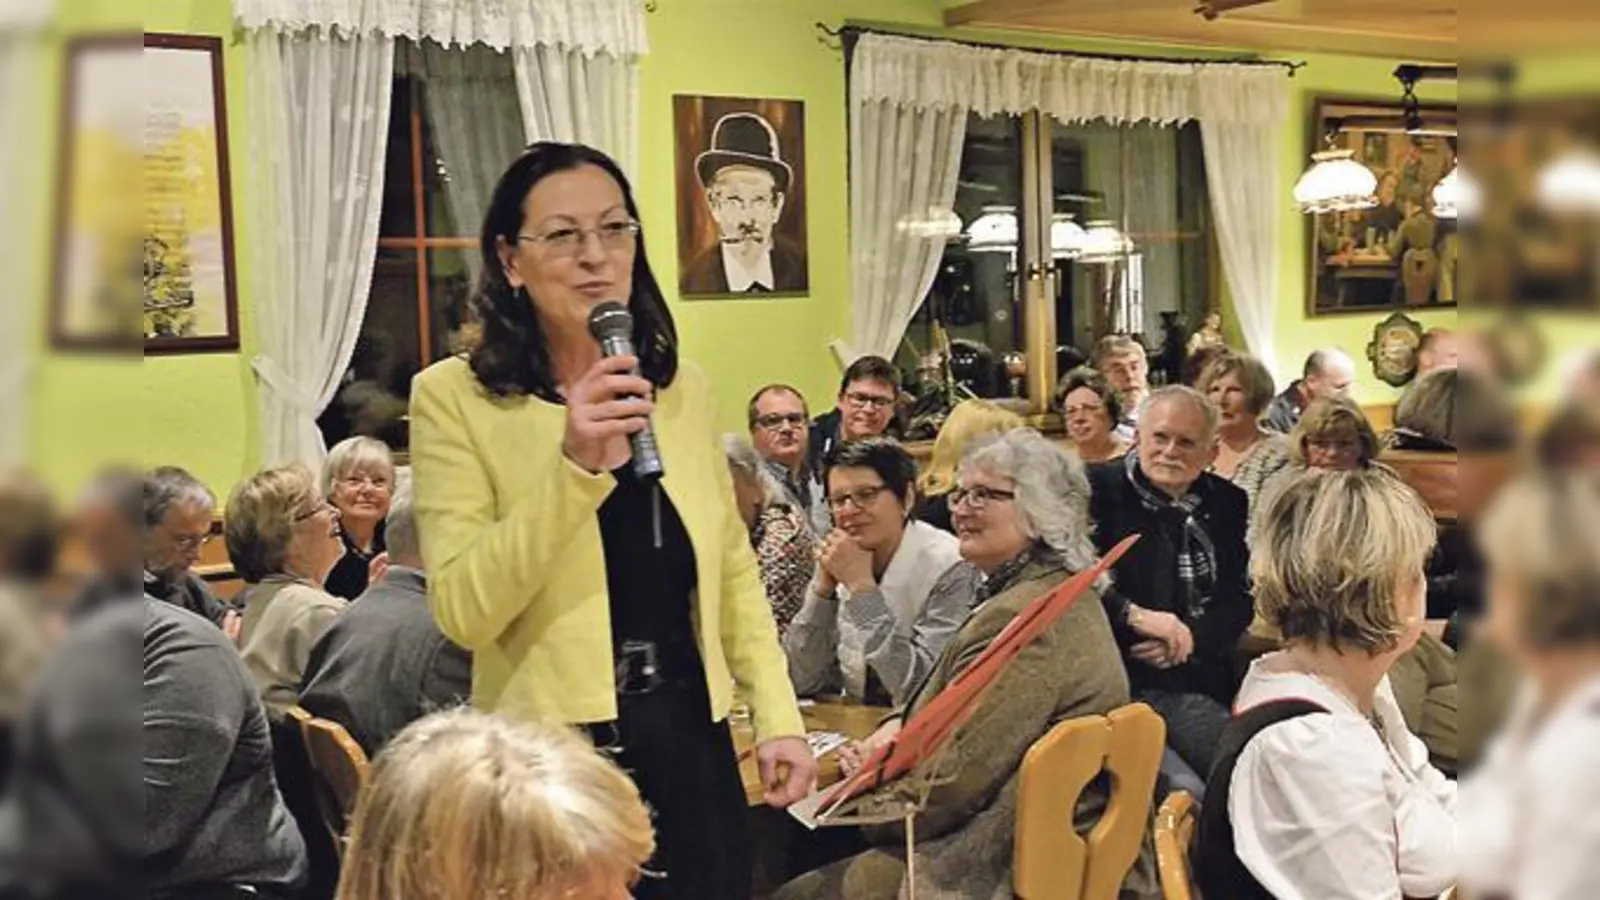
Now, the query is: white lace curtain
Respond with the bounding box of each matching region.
[234,0,649,57]
[245,29,395,469]
[0,4,49,468]
[514,44,638,176]
[847,33,1290,367]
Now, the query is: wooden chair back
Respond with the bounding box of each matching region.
[1013,703,1167,900]
[1155,790,1199,900]
[296,709,370,858]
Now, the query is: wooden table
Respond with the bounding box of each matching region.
[734,699,891,807]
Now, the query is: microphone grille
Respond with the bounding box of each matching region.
[587,301,634,341]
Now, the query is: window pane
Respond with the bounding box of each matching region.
[377,77,417,238]
[1049,120,1210,380]
[898,113,1025,408]
[427,247,478,363]
[318,248,420,452]
[401,39,527,238]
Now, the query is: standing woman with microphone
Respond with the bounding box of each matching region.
[408,142,814,900]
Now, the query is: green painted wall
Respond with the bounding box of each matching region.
[40,0,1595,496]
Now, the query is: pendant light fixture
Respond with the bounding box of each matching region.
[1294,139,1379,214]
[1537,147,1600,215]
[965,205,1018,253]
[1050,213,1088,259]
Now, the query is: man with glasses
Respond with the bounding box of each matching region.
[71,466,239,638]
[683,112,807,295]
[807,355,902,493]
[747,383,828,535]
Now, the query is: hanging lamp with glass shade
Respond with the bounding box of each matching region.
[965,205,1018,253]
[1076,220,1136,264]
[1050,213,1088,259]
[1431,163,1480,220]
[1294,141,1379,214]
[1537,148,1600,215]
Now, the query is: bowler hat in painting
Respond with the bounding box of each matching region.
[695,112,792,195]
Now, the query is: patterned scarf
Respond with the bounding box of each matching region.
[1124,450,1215,618]
[976,541,1050,606]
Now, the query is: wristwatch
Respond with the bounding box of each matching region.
[1126,604,1144,630]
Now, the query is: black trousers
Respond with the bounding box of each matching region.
[588,678,752,900]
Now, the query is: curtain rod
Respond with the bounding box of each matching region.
[817,22,1306,76]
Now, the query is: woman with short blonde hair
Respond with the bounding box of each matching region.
[1197,467,1455,900]
[913,399,1023,533]
[337,708,654,900]
[1285,396,1382,469]
[226,463,346,719]
[321,436,396,600]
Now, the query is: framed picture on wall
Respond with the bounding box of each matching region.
[53,33,242,353]
[1306,97,1457,318]
[672,94,809,298]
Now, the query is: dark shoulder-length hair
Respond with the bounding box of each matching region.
[468,142,678,401]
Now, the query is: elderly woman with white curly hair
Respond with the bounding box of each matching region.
[777,427,1158,900]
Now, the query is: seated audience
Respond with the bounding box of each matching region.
[1538,396,1600,471]
[143,466,239,636]
[299,486,471,757]
[71,467,237,634]
[1389,367,1520,455]
[1462,471,1600,899]
[1087,386,1252,777]
[777,429,1156,900]
[0,597,307,898]
[1264,347,1356,434]
[1198,353,1291,512]
[228,463,348,720]
[724,435,816,637]
[912,399,1022,533]
[321,436,395,600]
[1056,366,1131,463]
[1092,335,1150,438]
[0,471,61,791]
[336,708,654,900]
[748,383,827,535]
[1197,467,1455,900]
[1415,327,1460,377]
[784,438,980,706]
[64,469,143,615]
[808,356,902,489]
[1262,397,1461,771]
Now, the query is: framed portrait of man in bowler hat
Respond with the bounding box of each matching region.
[673,95,808,298]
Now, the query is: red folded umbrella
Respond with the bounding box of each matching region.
[818,535,1140,816]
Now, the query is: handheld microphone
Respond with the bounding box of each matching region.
[587,301,665,480]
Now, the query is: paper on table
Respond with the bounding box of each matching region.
[807,730,849,757]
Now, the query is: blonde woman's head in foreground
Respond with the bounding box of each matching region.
[337,708,655,900]
[1252,466,1437,656]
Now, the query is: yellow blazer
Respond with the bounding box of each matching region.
[409,355,804,743]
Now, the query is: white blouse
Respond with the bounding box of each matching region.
[1461,673,1600,900]
[1228,655,1457,900]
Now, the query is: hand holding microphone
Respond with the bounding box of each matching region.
[561,302,664,478]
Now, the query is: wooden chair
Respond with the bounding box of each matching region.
[1155,790,1198,900]
[294,708,371,859]
[1013,703,1167,900]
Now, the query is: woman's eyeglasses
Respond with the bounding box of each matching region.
[948,486,1016,511]
[517,219,641,257]
[338,474,392,492]
[826,485,888,511]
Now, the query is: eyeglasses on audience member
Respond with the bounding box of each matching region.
[755,412,807,431]
[947,486,1016,511]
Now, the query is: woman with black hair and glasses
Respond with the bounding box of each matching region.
[783,438,981,708]
[407,143,812,900]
